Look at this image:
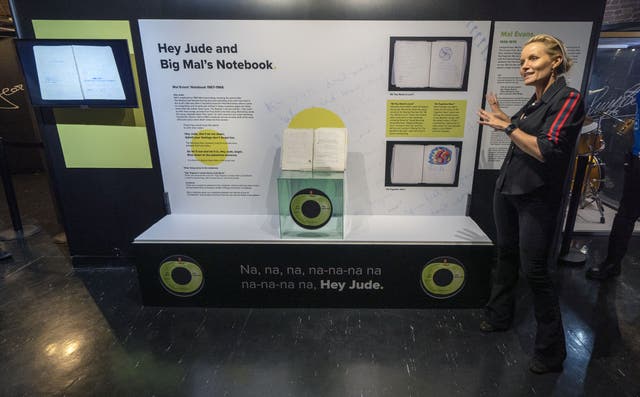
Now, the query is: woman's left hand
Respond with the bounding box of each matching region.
[477,108,510,131]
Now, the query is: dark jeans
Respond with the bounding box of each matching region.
[606,153,640,266]
[485,186,566,364]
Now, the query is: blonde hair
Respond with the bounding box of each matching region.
[525,34,573,75]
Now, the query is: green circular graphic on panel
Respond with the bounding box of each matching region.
[420,256,465,299]
[158,255,204,297]
[289,188,333,230]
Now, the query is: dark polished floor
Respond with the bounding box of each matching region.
[1,173,639,397]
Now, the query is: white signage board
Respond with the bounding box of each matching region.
[139,20,491,215]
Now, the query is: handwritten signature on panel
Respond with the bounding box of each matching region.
[0,84,25,110]
[588,83,640,118]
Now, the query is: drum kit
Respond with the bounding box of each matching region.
[572,110,634,223]
[574,117,606,223]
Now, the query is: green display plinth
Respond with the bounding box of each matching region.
[277,171,344,239]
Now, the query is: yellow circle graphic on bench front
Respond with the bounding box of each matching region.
[420,256,465,299]
[159,255,204,297]
[191,129,228,166]
[288,107,345,129]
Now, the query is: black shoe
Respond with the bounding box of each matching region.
[0,251,11,260]
[479,319,508,332]
[529,357,563,374]
[586,262,621,280]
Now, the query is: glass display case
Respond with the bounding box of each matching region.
[584,32,640,209]
[277,171,344,239]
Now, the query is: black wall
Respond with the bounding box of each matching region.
[9,0,606,22]
[0,37,43,173]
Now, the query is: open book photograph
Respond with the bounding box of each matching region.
[281,128,348,172]
[385,141,462,186]
[33,45,126,101]
[388,37,470,91]
[14,39,138,107]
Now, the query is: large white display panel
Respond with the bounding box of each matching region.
[139,20,491,216]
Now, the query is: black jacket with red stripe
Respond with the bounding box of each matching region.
[496,76,585,195]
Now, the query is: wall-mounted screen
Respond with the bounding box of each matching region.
[14,39,137,108]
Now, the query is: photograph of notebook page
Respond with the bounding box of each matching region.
[33,45,126,100]
[391,39,467,89]
[391,40,431,88]
[390,143,459,185]
[429,41,467,89]
[281,128,348,171]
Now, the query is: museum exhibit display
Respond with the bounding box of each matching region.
[8,0,605,307]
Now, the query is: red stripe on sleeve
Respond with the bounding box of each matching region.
[547,92,578,143]
[552,93,580,143]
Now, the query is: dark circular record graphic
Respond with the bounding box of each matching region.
[420,256,466,299]
[289,188,333,230]
[158,255,204,297]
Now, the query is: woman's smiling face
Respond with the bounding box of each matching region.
[519,42,560,88]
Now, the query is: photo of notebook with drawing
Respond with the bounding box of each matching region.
[389,143,460,185]
[389,37,469,90]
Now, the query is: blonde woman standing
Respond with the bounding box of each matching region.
[477,34,585,374]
